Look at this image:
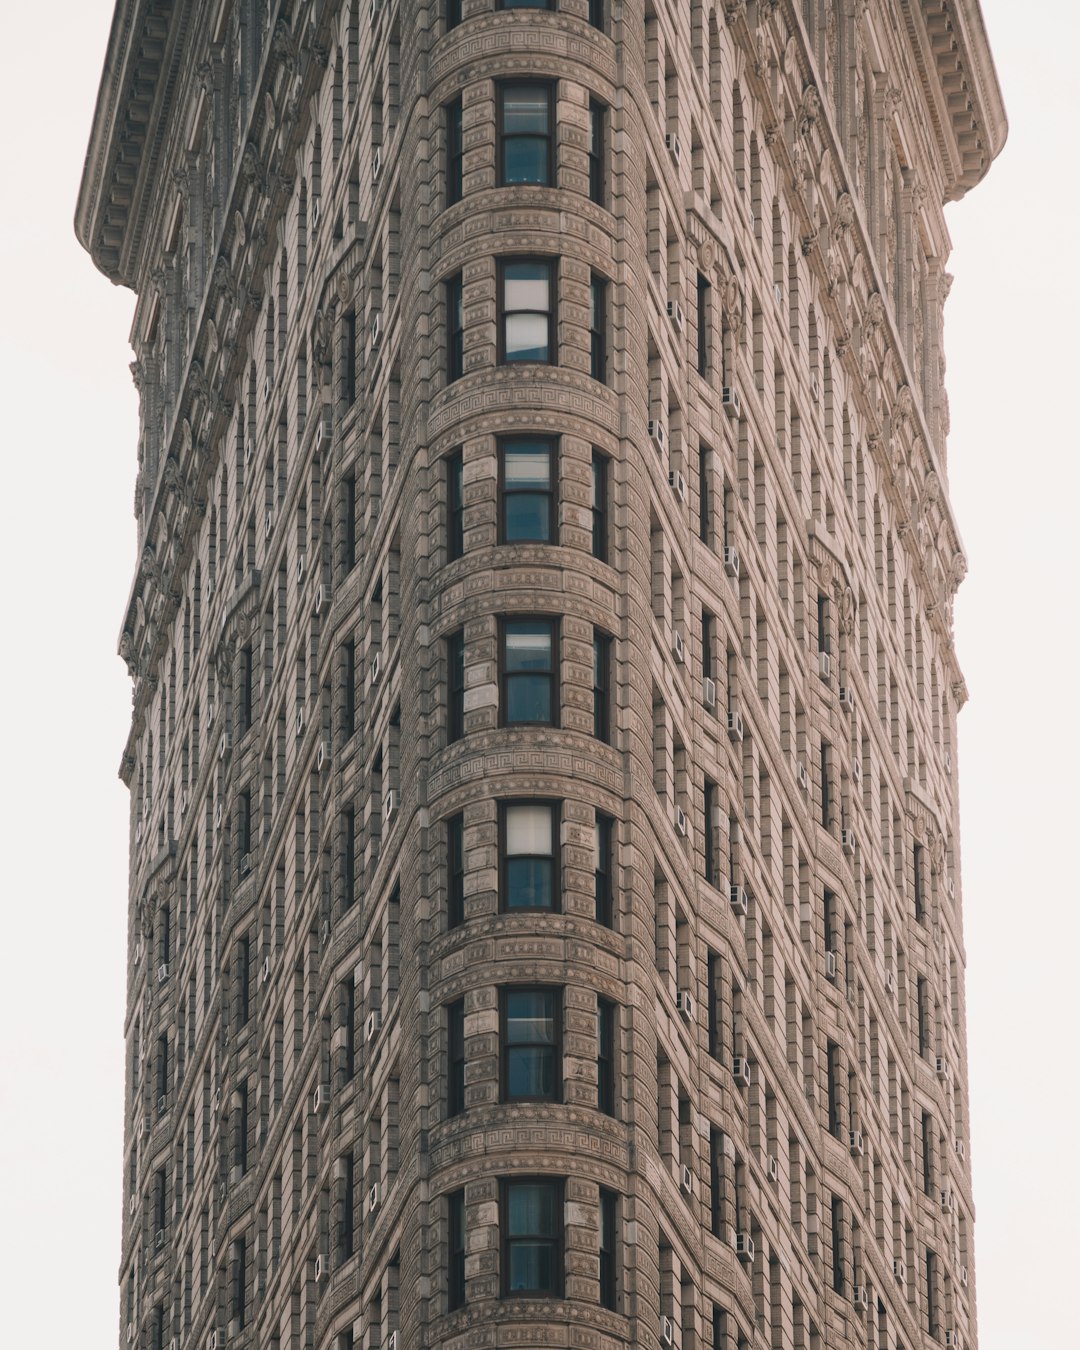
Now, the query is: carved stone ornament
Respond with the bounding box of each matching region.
[801,229,818,257]
[764,122,780,147]
[840,586,856,636]
[930,832,947,875]
[241,142,266,190]
[948,550,968,592]
[864,291,884,331]
[832,192,855,238]
[883,85,903,117]
[700,240,715,272]
[798,85,821,137]
[272,18,298,71]
[335,269,354,308]
[129,360,144,391]
[724,0,747,24]
[894,383,913,424]
[119,632,140,678]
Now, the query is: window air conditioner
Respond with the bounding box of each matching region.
[666,298,685,331]
[945,1333,962,1350]
[954,1138,966,1160]
[371,310,381,348]
[264,509,273,539]
[773,281,784,306]
[676,990,694,1021]
[853,1285,869,1312]
[207,702,216,728]
[936,1055,951,1080]
[674,806,688,837]
[680,1164,693,1195]
[384,790,398,822]
[735,1230,754,1261]
[732,1056,751,1088]
[852,756,862,783]
[892,1258,906,1281]
[839,684,855,713]
[671,629,686,662]
[818,650,832,681]
[311,198,320,232]
[702,676,717,709]
[885,969,895,994]
[261,956,270,984]
[313,1084,329,1114]
[240,853,252,877]
[849,1129,864,1157]
[296,553,306,585]
[661,1316,675,1346]
[369,1183,380,1212]
[157,963,170,984]
[810,373,820,402]
[664,132,682,163]
[315,1254,327,1282]
[959,1265,968,1287]
[841,828,857,856]
[726,707,744,741]
[648,419,666,453]
[366,1010,382,1041]
[723,544,740,578]
[668,469,687,502]
[371,652,381,684]
[372,146,382,182]
[825,950,838,982]
[317,741,329,771]
[767,1154,779,1183]
[721,386,741,418]
[729,885,748,917]
[296,706,305,737]
[796,761,808,791]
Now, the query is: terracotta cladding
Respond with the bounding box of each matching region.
[80,2,1002,1349]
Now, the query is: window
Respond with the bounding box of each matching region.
[588,0,604,29]
[820,739,832,829]
[831,1195,845,1294]
[340,1152,355,1259]
[498,0,554,9]
[593,631,612,742]
[343,637,356,739]
[238,644,253,734]
[827,1040,842,1137]
[594,814,614,927]
[921,1111,934,1196]
[698,444,713,544]
[913,843,926,922]
[502,988,561,1101]
[238,789,252,858]
[501,618,558,725]
[447,629,465,742]
[448,1189,466,1310]
[498,83,554,187]
[343,473,357,571]
[591,450,609,562]
[448,999,466,1116]
[500,438,556,543]
[501,1179,563,1297]
[916,975,930,1057]
[343,805,356,911]
[447,272,464,381]
[704,778,720,886]
[447,97,464,205]
[446,449,464,560]
[499,258,555,364]
[599,1189,617,1310]
[502,801,558,911]
[590,273,608,383]
[445,0,462,30]
[343,311,357,407]
[697,272,711,376]
[588,101,606,206]
[448,813,465,928]
[236,935,250,1028]
[597,998,616,1115]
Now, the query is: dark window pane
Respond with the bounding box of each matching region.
[505,857,553,909]
[505,990,558,1100]
[504,139,549,184]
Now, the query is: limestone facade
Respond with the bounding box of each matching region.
[77,2,1005,1349]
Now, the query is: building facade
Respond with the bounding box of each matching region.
[77,2,1005,1348]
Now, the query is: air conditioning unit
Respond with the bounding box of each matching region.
[313,1084,329,1114]
[315,1254,328,1282]
[243,439,253,467]
[702,676,717,709]
[661,1316,675,1347]
[320,919,331,947]
[841,828,857,856]
[219,732,230,760]
[263,374,273,399]
[372,146,382,182]
[157,962,170,984]
[674,806,688,837]
[730,884,748,917]
[667,298,685,332]
[810,373,820,403]
[732,1055,751,1088]
[936,1055,951,1080]
[207,702,216,728]
[892,1258,907,1281]
[314,420,325,451]
[142,1113,152,1136]
[261,956,270,984]
[852,756,862,783]
[796,761,808,792]
[959,1264,969,1287]
[818,650,832,681]
[849,1129,864,1157]
[387,1335,399,1350]
[384,790,398,822]
[369,0,383,20]
[296,706,305,737]
[129,1193,136,1216]
[735,1230,755,1262]
[311,198,320,232]
[296,553,306,585]
[773,281,784,306]
[366,1010,382,1041]
[155,1228,166,1251]
[315,584,329,615]
[317,741,329,771]
[371,310,381,348]
[179,789,187,817]
[721,385,741,418]
[885,969,895,994]
[954,1137,966,1160]
[240,853,252,877]
[371,652,382,684]
[853,1285,869,1312]
[676,990,694,1021]
[839,685,855,713]
[944,751,952,772]
[126,1324,135,1345]
[648,418,666,452]
[671,629,686,662]
[369,1183,380,1212]
[767,1154,779,1183]
[208,1332,218,1350]
[723,544,740,578]
[726,708,744,741]
[680,1164,693,1195]
[264,509,273,539]
[214,801,223,830]
[945,1333,962,1350]
[212,1088,222,1112]
[133,942,142,966]
[665,132,682,163]
[156,1094,168,1115]
[668,469,687,502]
[941,1188,956,1214]
[825,950,838,981]
[749,210,757,234]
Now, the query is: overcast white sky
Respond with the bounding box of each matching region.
[0,2,1076,1347]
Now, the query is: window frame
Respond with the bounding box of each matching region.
[497,256,557,366]
[445,0,463,31]
[447,813,465,929]
[594,813,614,927]
[500,616,559,728]
[446,448,464,561]
[446,95,464,206]
[592,629,612,743]
[597,997,616,1116]
[448,998,466,1117]
[497,81,555,189]
[500,1177,564,1299]
[498,436,557,545]
[497,0,555,10]
[448,1188,467,1309]
[500,986,563,1104]
[590,449,609,562]
[500,799,560,913]
[447,628,465,743]
[588,100,606,206]
[589,272,608,383]
[599,1188,617,1310]
[446,272,465,382]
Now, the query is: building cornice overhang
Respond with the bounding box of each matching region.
[904,0,1007,200]
[74,0,195,287]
